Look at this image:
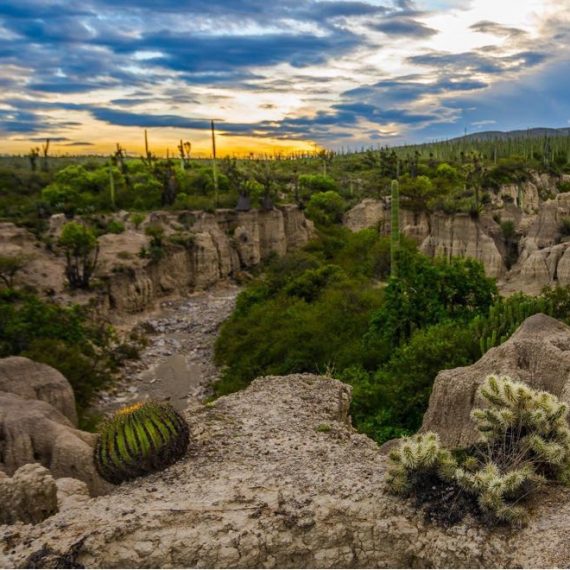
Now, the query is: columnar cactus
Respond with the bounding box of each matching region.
[390,179,400,279]
[94,401,189,484]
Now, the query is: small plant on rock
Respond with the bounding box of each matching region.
[387,375,570,526]
[94,401,189,484]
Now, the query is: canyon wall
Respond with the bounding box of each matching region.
[344,172,570,291]
[0,205,314,315]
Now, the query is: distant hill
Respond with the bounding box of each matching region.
[454,128,570,142]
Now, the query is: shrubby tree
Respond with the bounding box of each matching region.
[59,222,99,289]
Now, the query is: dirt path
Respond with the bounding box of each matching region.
[95,284,240,415]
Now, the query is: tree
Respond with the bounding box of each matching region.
[306,191,346,225]
[0,255,31,289]
[59,222,99,289]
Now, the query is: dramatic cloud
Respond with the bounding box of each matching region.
[0,0,567,153]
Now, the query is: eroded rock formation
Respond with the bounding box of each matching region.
[3,371,570,568]
[0,357,110,495]
[0,464,58,525]
[343,173,570,291]
[0,206,313,315]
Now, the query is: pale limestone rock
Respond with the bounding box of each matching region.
[4,372,570,568]
[258,209,287,258]
[421,314,570,448]
[0,356,77,425]
[343,199,386,231]
[282,205,315,251]
[420,213,505,277]
[0,464,58,524]
[0,391,109,495]
[56,478,90,511]
[233,210,261,266]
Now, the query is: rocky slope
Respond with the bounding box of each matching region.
[344,172,570,291]
[0,205,313,317]
[4,355,570,567]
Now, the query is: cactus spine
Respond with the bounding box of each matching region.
[94,401,189,484]
[390,179,400,278]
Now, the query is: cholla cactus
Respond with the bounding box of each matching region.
[95,401,189,484]
[472,375,570,478]
[455,463,536,524]
[386,432,457,495]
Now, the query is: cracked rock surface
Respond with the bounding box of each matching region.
[4,373,570,568]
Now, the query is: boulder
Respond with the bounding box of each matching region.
[0,356,77,425]
[0,391,110,495]
[4,373,570,568]
[0,464,58,525]
[421,314,570,448]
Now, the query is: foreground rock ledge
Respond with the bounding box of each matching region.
[2,374,570,569]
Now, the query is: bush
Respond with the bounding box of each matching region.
[305,191,346,225]
[105,220,125,234]
[0,254,31,289]
[560,217,570,237]
[59,222,99,289]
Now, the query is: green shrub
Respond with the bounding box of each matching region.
[0,291,118,422]
[305,191,346,225]
[59,222,99,289]
[130,212,146,229]
[94,401,189,484]
[105,220,125,234]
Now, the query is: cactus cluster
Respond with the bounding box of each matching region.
[386,432,457,495]
[387,375,570,525]
[474,294,554,355]
[95,401,189,485]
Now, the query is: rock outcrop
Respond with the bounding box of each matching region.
[0,356,77,425]
[421,314,570,448]
[4,372,570,568]
[0,357,110,495]
[0,464,58,525]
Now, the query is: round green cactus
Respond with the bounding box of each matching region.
[94,401,189,484]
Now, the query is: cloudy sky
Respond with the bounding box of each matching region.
[0,0,568,156]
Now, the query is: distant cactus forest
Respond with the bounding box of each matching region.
[3,130,570,440]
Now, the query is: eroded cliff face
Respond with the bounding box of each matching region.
[343,173,570,290]
[0,206,314,315]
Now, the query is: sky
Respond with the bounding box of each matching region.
[0,0,568,156]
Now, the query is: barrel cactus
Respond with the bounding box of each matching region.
[94,401,189,484]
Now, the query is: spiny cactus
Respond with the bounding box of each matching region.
[474,294,554,356]
[390,179,400,279]
[472,375,570,477]
[387,375,570,526]
[386,432,457,495]
[95,401,189,484]
[454,463,535,525]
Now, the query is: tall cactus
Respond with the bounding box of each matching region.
[94,401,189,484]
[390,179,400,278]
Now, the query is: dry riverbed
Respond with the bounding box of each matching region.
[94,284,240,415]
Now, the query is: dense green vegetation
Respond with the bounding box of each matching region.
[2,131,570,238]
[215,224,570,444]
